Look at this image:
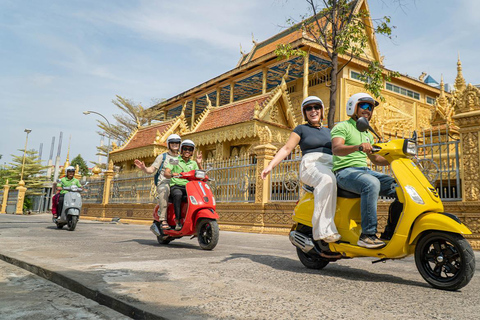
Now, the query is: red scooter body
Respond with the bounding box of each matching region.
[154,170,220,250]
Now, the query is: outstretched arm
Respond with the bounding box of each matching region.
[134,159,156,174]
[261,132,300,180]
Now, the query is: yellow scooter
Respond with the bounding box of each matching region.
[290,118,475,290]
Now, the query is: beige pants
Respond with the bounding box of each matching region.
[299,152,338,240]
[156,180,170,221]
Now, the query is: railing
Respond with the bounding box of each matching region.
[83,177,105,204]
[205,155,257,203]
[6,190,18,214]
[270,148,302,201]
[109,171,156,204]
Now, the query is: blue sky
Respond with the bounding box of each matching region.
[1,0,479,168]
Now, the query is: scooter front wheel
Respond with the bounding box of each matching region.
[415,231,475,291]
[157,235,172,245]
[67,216,78,231]
[197,219,219,250]
[296,248,329,270]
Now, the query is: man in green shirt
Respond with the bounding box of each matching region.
[331,93,396,249]
[164,139,203,230]
[56,166,82,218]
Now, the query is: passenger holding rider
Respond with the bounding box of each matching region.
[56,166,82,218]
[261,96,340,243]
[331,93,396,249]
[164,139,203,231]
[134,134,182,233]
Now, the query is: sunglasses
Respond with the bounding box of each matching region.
[358,102,373,111]
[304,105,322,112]
[182,147,194,152]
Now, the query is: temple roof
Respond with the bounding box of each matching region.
[194,95,269,133]
[117,120,174,152]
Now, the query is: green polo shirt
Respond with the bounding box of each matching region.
[330,118,374,172]
[165,156,199,187]
[58,177,82,194]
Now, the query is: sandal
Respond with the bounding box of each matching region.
[160,221,170,230]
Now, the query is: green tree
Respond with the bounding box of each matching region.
[92,95,163,167]
[71,154,89,176]
[275,0,399,128]
[6,149,48,196]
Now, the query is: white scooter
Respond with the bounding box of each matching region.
[54,183,87,231]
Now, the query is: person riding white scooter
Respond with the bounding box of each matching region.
[55,166,84,231]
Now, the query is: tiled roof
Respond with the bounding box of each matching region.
[120,121,173,151]
[195,95,270,133]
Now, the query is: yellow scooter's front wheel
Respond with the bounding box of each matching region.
[414,231,475,291]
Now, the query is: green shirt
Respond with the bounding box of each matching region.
[330,118,374,172]
[165,156,200,187]
[59,177,82,194]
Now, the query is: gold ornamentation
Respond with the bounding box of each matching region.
[257,126,272,144]
[462,131,480,201]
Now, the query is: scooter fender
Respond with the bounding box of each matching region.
[409,212,472,245]
[67,208,80,216]
[194,209,219,225]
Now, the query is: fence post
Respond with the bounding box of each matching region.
[101,161,115,218]
[253,144,277,204]
[1,180,9,214]
[15,180,27,215]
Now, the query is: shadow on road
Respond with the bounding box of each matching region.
[221,253,428,288]
[119,238,202,250]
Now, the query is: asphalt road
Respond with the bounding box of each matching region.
[0,213,479,320]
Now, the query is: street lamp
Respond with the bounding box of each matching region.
[83,111,112,169]
[20,129,32,183]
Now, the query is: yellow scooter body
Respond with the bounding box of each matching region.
[293,138,472,259]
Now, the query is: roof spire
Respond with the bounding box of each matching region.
[437,74,447,107]
[454,53,466,92]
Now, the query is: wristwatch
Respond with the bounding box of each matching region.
[358,145,364,152]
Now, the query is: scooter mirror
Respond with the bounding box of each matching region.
[356,117,370,132]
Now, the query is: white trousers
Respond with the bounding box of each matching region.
[299,152,338,240]
[156,180,170,221]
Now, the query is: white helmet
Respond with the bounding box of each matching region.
[301,96,325,121]
[180,139,195,151]
[66,166,75,173]
[166,134,181,148]
[346,93,379,117]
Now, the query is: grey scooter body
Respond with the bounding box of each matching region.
[54,185,84,231]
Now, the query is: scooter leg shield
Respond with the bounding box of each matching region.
[409,212,472,245]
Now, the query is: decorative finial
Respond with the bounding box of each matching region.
[455,53,466,92]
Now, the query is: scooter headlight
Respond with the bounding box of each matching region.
[405,185,424,205]
[403,139,417,156]
[195,170,206,179]
[71,185,78,192]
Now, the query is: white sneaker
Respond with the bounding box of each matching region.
[322,233,342,243]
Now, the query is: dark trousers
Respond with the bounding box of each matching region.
[57,194,65,217]
[170,185,186,221]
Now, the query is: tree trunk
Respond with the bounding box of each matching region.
[328,53,339,129]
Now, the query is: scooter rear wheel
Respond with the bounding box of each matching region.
[157,235,172,245]
[415,231,475,291]
[296,248,329,270]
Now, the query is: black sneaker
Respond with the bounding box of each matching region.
[357,233,386,249]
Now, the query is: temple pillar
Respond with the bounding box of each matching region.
[15,180,27,215]
[229,82,234,104]
[303,53,309,100]
[253,144,277,204]
[453,109,480,202]
[1,180,10,213]
[262,68,268,94]
[191,98,196,128]
[216,88,221,107]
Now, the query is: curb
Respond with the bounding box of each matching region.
[0,253,167,320]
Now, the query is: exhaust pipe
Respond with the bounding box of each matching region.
[289,231,315,253]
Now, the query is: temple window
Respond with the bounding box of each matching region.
[426,96,436,105]
[386,82,420,100]
[350,71,362,81]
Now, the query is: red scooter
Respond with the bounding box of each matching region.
[154,169,220,250]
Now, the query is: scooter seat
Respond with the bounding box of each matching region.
[337,187,360,198]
